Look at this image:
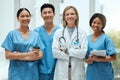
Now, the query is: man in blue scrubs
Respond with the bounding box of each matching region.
[34,3,60,80]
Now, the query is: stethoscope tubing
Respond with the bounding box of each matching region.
[59,27,79,44]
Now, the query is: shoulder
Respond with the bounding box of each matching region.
[30,30,39,36]
[77,27,85,32]
[87,34,93,41]
[87,34,92,38]
[53,25,61,32]
[55,27,63,32]
[54,27,64,36]
[7,29,17,36]
[34,25,44,32]
[103,34,114,42]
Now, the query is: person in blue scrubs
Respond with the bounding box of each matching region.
[84,13,117,80]
[1,8,45,80]
[34,3,60,80]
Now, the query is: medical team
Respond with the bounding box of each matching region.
[1,3,116,80]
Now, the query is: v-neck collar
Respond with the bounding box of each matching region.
[42,25,56,36]
[91,33,104,43]
[16,29,31,41]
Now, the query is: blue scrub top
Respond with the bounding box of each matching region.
[86,34,116,80]
[1,29,45,80]
[34,25,60,74]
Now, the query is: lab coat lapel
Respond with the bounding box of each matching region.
[71,27,77,42]
[64,28,71,47]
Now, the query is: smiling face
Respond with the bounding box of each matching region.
[41,8,55,24]
[91,17,103,33]
[17,10,31,27]
[64,8,77,28]
[63,6,79,28]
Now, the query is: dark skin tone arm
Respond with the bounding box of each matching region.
[84,54,116,64]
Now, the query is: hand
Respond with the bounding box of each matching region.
[59,46,67,53]
[32,48,40,56]
[25,50,42,61]
[84,58,93,64]
[33,50,43,58]
[89,54,100,62]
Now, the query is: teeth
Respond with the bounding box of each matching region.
[94,28,97,29]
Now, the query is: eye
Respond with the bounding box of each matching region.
[71,13,75,15]
[48,11,52,14]
[92,21,96,24]
[65,13,69,16]
[20,15,24,18]
[26,15,30,18]
[43,12,47,14]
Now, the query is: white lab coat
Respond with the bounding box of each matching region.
[52,27,88,80]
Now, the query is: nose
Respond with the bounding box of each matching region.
[68,14,72,17]
[45,12,50,16]
[24,17,28,19]
[23,17,30,20]
[94,23,98,26]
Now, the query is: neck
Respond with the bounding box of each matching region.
[67,24,76,28]
[44,23,54,30]
[93,31,103,37]
[44,23,54,34]
[19,26,29,33]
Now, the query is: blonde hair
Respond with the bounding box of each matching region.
[62,6,79,27]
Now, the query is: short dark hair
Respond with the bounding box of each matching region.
[17,8,31,17]
[40,3,55,13]
[89,13,106,32]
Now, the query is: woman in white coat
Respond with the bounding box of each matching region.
[52,6,88,80]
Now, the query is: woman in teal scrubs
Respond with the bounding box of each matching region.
[1,8,45,80]
[85,13,117,80]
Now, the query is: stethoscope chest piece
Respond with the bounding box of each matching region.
[72,40,80,49]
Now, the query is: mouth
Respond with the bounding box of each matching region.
[23,21,29,24]
[94,27,97,30]
[93,27,99,30]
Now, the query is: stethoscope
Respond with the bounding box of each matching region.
[59,27,81,49]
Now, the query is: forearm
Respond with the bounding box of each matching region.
[89,54,117,62]
[5,50,42,61]
[52,42,69,60]
[69,48,87,59]
[5,51,28,60]
[97,55,116,62]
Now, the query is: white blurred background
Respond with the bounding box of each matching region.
[0,0,120,80]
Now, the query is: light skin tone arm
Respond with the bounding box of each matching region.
[5,49,43,61]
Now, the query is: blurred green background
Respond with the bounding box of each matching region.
[107,30,120,80]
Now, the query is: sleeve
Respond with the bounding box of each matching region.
[33,30,45,51]
[1,31,14,51]
[105,37,116,56]
[52,30,69,60]
[34,27,40,33]
[37,36,45,51]
[69,31,88,59]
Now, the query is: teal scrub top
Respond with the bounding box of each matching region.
[1,29,45,80]
[34,25,60,74]
[86,34,116,80]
